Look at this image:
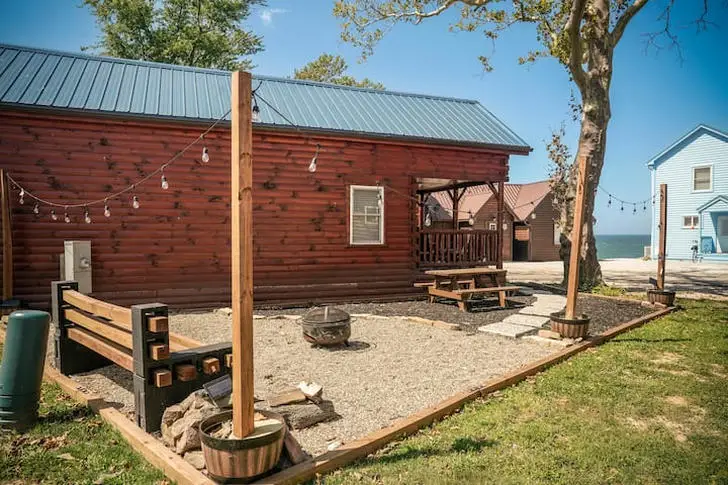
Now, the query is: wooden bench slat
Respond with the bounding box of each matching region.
[63,290,132,326]
[64,308,133,349]
[67,327,134,372]
[452,286,521,295]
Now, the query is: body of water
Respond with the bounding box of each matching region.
[595,234,650,259]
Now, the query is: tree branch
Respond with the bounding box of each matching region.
[566,0,588,90]
[611,0,650,46]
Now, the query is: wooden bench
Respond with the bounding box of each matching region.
[428,285,522,311]
[414,279,476,289]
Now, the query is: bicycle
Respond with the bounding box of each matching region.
[690,240,701,263]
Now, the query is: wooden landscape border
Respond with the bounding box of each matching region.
[0,304,675,485]
[256,304,677,485]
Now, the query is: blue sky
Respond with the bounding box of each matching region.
[2,1,726,235]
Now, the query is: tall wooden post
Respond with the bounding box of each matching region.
[450,189,459,230]
[231,71,255,438]
[656,184,667,290]
[1,169,13,301]
[496,181,504,269]
[565,155,588,320]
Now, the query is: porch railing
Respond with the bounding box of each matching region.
[419,229,498,267]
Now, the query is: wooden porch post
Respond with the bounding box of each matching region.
[657,184,667,290]
[450,189,459,230]
[496,181,504,269]
[231,71,255,438]
[1,169,13,300]
[565,155,588,320]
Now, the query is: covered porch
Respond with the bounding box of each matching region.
[698,195,728,260]
[416,178,505,269]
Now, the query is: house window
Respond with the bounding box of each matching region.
[488,222,497,231]
[682,215,699,229]
[553,222,562,245]
[350,185,384,245]
[693,166,712,191]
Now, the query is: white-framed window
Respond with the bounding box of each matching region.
[682,215,700,229]
[488,222,497,231]
[692,165,713,192]
[349,185,384,245]
[553,222,562,245]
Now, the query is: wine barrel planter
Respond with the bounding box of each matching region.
[647,289,675,306]
[199,409,285,483]
[549,312,591,338]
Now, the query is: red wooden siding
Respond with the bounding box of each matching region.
[0,110,510,309]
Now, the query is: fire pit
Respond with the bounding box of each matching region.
[301,307,351,346]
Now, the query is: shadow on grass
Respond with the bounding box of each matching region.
[39,405,92,424]
[359,437,498,467]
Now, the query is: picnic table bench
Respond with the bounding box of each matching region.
[417,268,521,312]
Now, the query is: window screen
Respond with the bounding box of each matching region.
[350,186,384,245]
[683,215,699,228]
[693,167,712,191]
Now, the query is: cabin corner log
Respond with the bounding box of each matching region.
[52,280,234,432]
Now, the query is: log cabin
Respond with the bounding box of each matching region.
[0,44,531,309]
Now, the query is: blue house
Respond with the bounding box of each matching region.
[648,125,728,261]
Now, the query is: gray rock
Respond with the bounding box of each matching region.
[183,450,206,470]
[176,424,201,454]
[162,404,184,427]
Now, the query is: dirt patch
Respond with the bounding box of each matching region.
[650,352,683,366]
[710,364,727,379]
[664,396,689,407]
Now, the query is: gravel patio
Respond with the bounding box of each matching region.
[63,290,653,456]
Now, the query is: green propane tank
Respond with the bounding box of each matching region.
[0,310,51,431]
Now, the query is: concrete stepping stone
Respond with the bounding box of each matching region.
[477,321,537,338]
[520,307,562,317]
[502,314,550,328]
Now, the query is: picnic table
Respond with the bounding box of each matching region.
[417,267,521,312]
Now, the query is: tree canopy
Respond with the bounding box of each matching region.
[83,0,265,70]
[294,53,385,89]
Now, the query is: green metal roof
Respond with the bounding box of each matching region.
[0,43,530,152]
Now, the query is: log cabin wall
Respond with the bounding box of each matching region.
[0,110,510,309]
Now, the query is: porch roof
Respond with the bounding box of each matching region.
[697,195,728,213]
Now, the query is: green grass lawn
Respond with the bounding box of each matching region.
[0,343,168,484]
[321,299,728,485]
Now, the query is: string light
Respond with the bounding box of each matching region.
[104,200,111,218]
[643,202,647,212]
[50,209,57,221]
[161,167,169,190]
[201,146,210,164]
[607,194,611,208]
[632,204,637,215]
[19,188,24,205]
[468,211,475,226]
[132,195,140,209]
[252,97,261,122]
[33,203,39,215]
[424,211,432,227]
[308,144,320,173]
[64,208,70,223]
[84,207,91,224]
[530,212,537,220]
[620,202,624,212]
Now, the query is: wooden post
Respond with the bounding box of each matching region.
[496,181,504,269]
[1,169,13,300]
[565,155,588,320]
[656,184,667,290]
[231,71,255,438]
[450,189,459,230]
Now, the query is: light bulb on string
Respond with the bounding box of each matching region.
[633,204,637,215]
[607,194,611,208]
[104,200,111,218]
[19,188,24,205]
[84,208,91,224]
[530,212,537,220]
[424,211,432,227]
[161,168,169,190]
[50,209,57,221]
[643,202,647,212]
[201,140,210,163]
[308,144,320,173]
[468,211,475,226]
[64,208,71,224]
[620,202,624,212]
[33,203,39,215]
[252,97,261,122]
[132,195,140,209]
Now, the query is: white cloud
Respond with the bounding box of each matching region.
[259,8,289,26]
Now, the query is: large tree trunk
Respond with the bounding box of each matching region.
[560,2,613,289]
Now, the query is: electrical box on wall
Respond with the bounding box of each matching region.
[64,241,92,294]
